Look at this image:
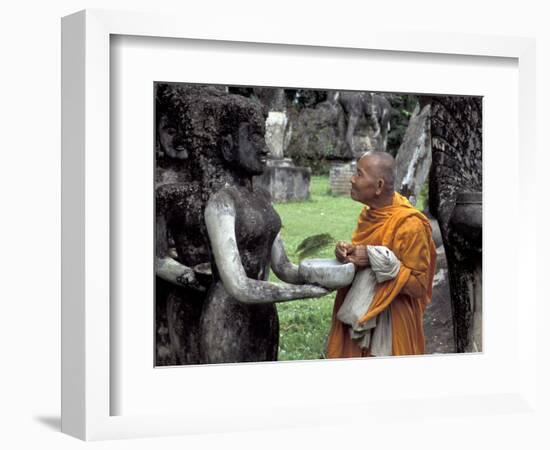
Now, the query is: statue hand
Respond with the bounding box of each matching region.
[175,267,206,292]
[156,256,207,292]
[302,284,331,297]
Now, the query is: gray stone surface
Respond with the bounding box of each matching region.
[329,160,356,195]
[427,96,483,353]
[298,258,356,289]
[253,160,311,203]
[395,103,432,205]
[286,100,344,169]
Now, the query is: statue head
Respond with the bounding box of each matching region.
[219,121,268,176]
[210,90,268,177]
[156,83,193,161]
[155,83,268,181]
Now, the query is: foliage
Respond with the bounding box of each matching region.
[285,89,328,108]
[386,94,418,156]
[415,179,430,213]
[272,176,363,361]
[296,233,336,261]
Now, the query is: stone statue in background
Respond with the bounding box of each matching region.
[330,91,392,157]
[253,87,290,161]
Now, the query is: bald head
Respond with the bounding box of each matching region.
[359,151,396,194]
[349,151,396,207]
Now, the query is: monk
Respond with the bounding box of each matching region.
[327,151,436,357]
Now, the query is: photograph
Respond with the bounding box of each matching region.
[153,83,482,366]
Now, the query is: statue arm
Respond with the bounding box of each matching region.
[155,214,205,292]
[205,193,329,304]
[270,233,306,284]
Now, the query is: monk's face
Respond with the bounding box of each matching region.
[350,155,382,205]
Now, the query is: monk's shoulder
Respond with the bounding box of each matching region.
[405,212,430,230]
[394,212,432,242]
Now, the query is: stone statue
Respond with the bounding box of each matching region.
[155,84,328,365]
[426,95,483,352]
[198,88,328,363]
[155,83,212,365]
[330,91,392,157]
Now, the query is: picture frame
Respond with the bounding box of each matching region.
[61,9,538,441]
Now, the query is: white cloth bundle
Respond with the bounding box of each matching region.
[368,245,401,282]
[336,245,401,356]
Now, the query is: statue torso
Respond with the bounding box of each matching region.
[200,184,281,364]
[156,182,210,268]
[224,185,281,280]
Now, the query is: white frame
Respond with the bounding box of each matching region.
[61,9,537,441]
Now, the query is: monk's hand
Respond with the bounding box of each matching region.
[335,241,354,263]
[348,245,370,268]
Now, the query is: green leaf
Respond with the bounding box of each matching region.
[296,233,336,261]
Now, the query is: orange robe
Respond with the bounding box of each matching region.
[327,193,437,357]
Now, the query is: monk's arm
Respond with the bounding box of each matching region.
[395,217,434,299]
[401,272,427,298]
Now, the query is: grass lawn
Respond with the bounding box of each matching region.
[272,176,363,361]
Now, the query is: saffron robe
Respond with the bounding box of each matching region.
[327,193,437,357]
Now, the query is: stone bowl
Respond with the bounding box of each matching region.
[298,258,356,289]
[193,262,212,285]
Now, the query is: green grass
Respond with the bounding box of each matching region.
[272,176,363,361]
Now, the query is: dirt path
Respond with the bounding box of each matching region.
[423,219,455,354]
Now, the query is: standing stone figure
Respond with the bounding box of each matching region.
[196,88,328,363]
[331,91,392,157]
[155,84,212,365]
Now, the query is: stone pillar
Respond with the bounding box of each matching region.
[254,102,311,203]
[253,163,311,202]
[394,103,432,205]
[329,160,356,196]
